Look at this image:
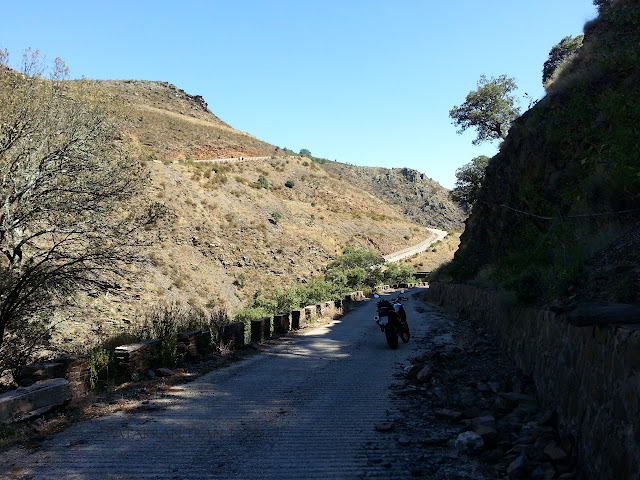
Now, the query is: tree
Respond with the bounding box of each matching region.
[593,0,613,12]
[450,155,490,206]
[543,35,584,86]
[449,75,520,145]
[299,148,311,157]
[0,49,165,378]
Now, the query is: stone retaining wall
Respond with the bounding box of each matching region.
[427,281,640,480]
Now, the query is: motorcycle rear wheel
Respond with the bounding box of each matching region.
[400,320,410,343]
[385,325,399,349]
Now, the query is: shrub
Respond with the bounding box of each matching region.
[285,179,295,188]
[257,175,269,189]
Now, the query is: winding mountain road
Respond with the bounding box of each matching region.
[384,228,448,263]
[2,288,437,480]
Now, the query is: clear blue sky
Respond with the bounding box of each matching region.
[1,0,597,188]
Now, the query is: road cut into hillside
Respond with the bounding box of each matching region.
[383,228,448,263]
[0,288,438,480]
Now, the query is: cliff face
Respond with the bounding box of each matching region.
[446,0,640,304]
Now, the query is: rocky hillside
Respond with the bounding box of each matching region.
[442,0,640,306]
[320,163,467,231]
[58,154,436,349]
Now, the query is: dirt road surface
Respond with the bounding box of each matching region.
[384,228,448,263]
[1,288,440,480]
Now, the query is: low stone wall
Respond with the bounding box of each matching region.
[427,281,640,480]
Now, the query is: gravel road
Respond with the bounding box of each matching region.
[1,288,435,480]
[383,228,448,263]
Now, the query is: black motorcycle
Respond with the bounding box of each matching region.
[374,294,410,349]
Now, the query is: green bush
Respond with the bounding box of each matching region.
[285,179,295,188]
[257,175,269,189]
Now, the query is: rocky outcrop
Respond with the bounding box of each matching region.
[321,163,467,231]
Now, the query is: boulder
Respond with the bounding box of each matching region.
[455,430,484,453]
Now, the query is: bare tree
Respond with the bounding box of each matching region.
[0,49,166,379]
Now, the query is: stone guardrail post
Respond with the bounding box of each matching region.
[177,330,205,359]
[18,356,89,398]
[291,309,303,329]
[114,340,163,378]
[273,313,290,335]
[221,322,245,348]
[305,306,314,320]
[251,317,271,343]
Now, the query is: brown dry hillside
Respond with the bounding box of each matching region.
[91,79,278,160]
[45,78,462,349]
[60,155,436,349]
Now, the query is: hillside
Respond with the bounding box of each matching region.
[89,79,465,232]
[0,66,463,355]
[48,77,456,349]
[57,154,440,349]
[92,79,279,160]
[441,0,640,306]
[320,163,467,231]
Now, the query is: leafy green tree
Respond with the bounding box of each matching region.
[382,263,415,285]
[0,49,165,377]
[543,35,584,86]
[325,247,385,271]
[449,75,520,145]
[299,148,311,156]
[450,155,490,206]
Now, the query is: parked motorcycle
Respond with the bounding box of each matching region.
[374,294,410,349]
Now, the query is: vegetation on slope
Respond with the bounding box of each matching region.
[440,0,640,306]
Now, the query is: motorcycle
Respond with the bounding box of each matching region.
[374,293,410,349]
